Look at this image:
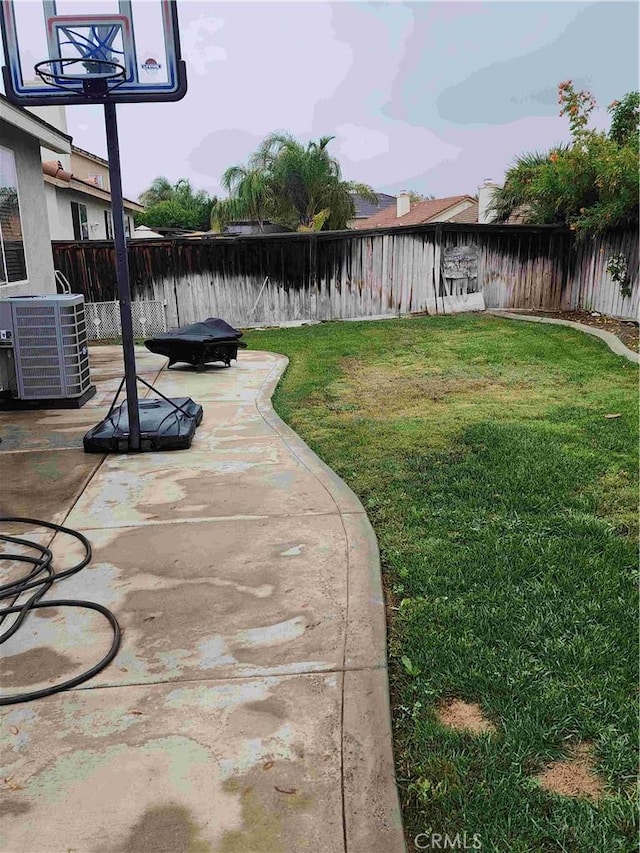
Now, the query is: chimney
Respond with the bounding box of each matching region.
[478,178,499,224]
[396,191,410,219]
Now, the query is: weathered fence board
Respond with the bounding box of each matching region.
[570,230,638,320]
[52,223,638,327]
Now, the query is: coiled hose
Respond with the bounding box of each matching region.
[0,517,121,706]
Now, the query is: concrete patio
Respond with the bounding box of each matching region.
[0,345,405,852]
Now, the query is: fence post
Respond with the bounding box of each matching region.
[172,240,181,327]
[434,224,443,312]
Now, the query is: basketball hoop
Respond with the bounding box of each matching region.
[34,57,126,99]
[1,2,186,106]
[0,1,189,453]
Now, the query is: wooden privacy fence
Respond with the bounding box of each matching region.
[52,223,639,328]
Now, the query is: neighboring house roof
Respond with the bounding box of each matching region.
[355,194,478,229]
[132,225,163,239]
[351,192,396,220]
[448,201,479,224]
[0,93,71,154]
[42,160,143,212]
[151,226,199,237]
[504,205,531,225]
[222,220,292,236]
[71,144,109,168]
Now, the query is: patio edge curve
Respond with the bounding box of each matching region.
[255,353,407,853]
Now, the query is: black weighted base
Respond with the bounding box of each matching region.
[83,397,203,453]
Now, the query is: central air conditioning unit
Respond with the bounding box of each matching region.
[0,294,96,408]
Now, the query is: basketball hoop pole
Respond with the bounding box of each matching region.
[103,100,141,451]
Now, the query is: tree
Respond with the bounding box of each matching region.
[211,167,274,233]
[211,133,378,232]
[489,82,640,237]
[608,91,640,147]
[138,176,175,207]
[137,177,216,231]
[406,191,435,204]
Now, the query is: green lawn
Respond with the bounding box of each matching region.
[243,314,638,853]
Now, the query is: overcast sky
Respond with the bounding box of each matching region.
[36,1,640,200]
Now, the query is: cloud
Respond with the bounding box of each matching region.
[437,2,639,125]
[180,16,227,75]
[333,119,460,187]
[406,113,604,198]
[179,1,352,135]
[313,2,414,124]
[334,124,390,161]
[188,129,266,193]
[59,0,636,204]
[310,4,464,187]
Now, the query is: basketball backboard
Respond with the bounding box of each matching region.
[0,0,187,105]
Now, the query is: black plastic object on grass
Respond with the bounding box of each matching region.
[84,397,203,453]
[144,317,248,370]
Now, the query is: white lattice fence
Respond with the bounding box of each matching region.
[85,301,167,340]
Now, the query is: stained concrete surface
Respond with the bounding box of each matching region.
[0,449,100,522]
[0,345,405,852]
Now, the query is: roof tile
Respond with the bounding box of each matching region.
[448,202,479,224]
[352,192,396,219]
[354,195,476,229]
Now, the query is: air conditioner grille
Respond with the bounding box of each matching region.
[20,348,59,358]
[15,307,57,318]
[8,295,93,399]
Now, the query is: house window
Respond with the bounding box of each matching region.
[0,146,27,285]
[71,201,89,240]
[88,173,103,188]
[104,211,132,239]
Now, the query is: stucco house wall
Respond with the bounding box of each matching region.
[71,148,110,191]
[43,182,66,241]
[0,110,69,297]
[32,108,141,242]
[44,177,138,241]
[27,105,71,171]
[69,188,113,240]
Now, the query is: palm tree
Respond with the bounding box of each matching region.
[138,176,175,207]
[488,148,570,224]
[211,166,274,232]
[139,177,212,208]
[172,179,212,209]
[214,134,378,232]
[258,133,378,230]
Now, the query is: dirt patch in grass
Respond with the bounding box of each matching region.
[347,363,494,402]
[332,360,545,423]
[592,468,638,538]
[534,744,604,801]
[436,699,497,735]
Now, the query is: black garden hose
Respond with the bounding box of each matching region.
[0,517,121,705]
